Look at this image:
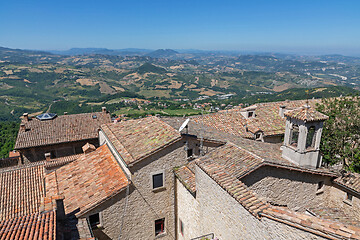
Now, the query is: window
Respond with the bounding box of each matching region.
[155,218,165,236]
[89,213,100,227]
[346,193,353,202]
[306,126,316,149]
[289,124,299,147]
[179,219,184,236]
[152,172,164,189]
[187,149,193,158]
[248,111,254,118]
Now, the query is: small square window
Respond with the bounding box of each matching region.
[152,173,164,189]
[155,218,165,236]
[89,213,100,227]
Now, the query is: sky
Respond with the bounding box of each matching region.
[1,0,360,55]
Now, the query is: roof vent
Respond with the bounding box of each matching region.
[92,114,97,119]
[36,113,57,121]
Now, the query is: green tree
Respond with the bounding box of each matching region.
[316,96,360,172]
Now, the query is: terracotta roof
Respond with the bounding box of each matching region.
[0,164,45,221]
[15,111,111,149]
[284,105,329,122]
[195,157,269,218]
[261,206,360,240]
[0,210,56,240]
[45,144,129,217]
[192,99,321,138]
[44,154,82,169]
[101,116,181,165]
[195,154,360,239]
[308,206,360,228]
[334,172,360,195]
[174,161,196,195]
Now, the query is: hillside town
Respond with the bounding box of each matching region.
[0,99,359,240]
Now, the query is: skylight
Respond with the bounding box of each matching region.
[36,113,57,121]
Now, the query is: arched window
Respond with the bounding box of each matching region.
[289,124,299,147]
[306,126,316,149]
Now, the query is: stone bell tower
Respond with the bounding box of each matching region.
[281,105,329,168]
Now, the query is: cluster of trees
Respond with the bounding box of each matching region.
[317,96,360,173]
[0,121,19,158]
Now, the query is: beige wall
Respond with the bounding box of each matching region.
[327,185,360,221]
[241,166,331,212]
[175,178,199,240]
[85,137,210,240]
[174,165,327,240]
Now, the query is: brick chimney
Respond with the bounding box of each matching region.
[102,107,107,113]
[45,152,51,161]
[82,143,96,154]
[20,123,26,131]
[23,113,29,122]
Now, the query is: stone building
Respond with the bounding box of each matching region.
[192,99,321,143]
[2,100,360,240]
[174,106,360,240]
[14,107,111,163]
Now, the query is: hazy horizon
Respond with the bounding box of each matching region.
[1,0,360,56]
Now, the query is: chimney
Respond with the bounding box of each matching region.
[64,112,68,115]
[55,196,66,221]
[20,123,26,131]
[45,152,51,161]
[82,143,96,154]
[102,107,107,113]
[279,105,286,117]
[23,113,29,122]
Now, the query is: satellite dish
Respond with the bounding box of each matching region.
[178,118,190,132]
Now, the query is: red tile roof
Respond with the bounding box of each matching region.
[174,161,196,195]
[284,105,329,122]
[101,116,181,165]
[0,210,56,240]
[261,206,360,240]
[15,111,111,149]
[0,164,45,220]
[195,154,360,239]
[193,99,321,138]
[45,144,129,217]
[44,154,82,169]
[334,172,360,195]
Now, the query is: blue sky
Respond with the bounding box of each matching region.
[1,0,360,55]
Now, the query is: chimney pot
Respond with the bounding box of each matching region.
[279,105,286,117]
[102,107,107,113]
[20,123,26,131]
[64,112,68,115]
[23,113,29,122]
[45,152,51,161]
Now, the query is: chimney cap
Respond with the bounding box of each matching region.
[102,106,107,113]
[23,113,29,116]
[64,112,68,115]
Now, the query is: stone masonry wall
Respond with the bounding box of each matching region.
[191,165,327,240]
[241,166,331,211]
[84,138,206,240]
[327,185,360,221]
[175,178,199,240]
